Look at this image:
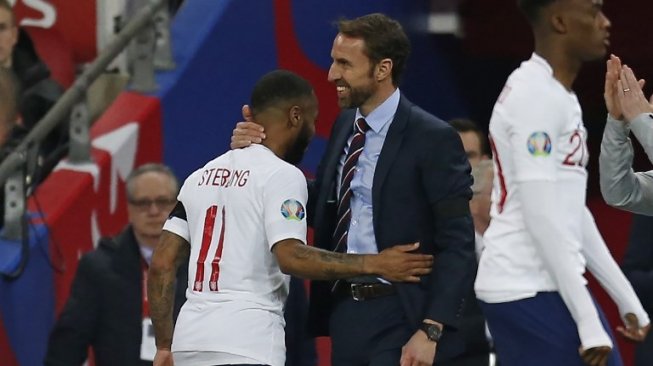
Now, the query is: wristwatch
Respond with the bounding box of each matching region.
[420,322,443,342]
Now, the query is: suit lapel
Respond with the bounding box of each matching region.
[372,96,412,229]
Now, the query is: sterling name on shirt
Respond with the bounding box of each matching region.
[197,168,250,187]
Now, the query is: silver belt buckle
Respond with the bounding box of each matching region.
[351,284,363,301]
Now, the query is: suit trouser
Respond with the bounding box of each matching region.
[329,291,413,366]
[479,292,622,366]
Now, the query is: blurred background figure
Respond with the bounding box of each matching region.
[0,66,19,153]
[44,164,187,366]
[449,118,495,366]
[623,214,653,366]
[0,0,64,178]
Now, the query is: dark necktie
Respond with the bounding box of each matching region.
[333,118,369,253]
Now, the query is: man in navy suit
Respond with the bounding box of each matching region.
[232,13,475,366]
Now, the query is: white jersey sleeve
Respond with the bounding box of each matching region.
[264,165,308,249]
[163,175,194,242]
[519,181,612,349]
[508,90,566,182]
[581,207,650,326]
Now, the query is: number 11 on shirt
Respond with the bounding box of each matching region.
[193,205,226,292]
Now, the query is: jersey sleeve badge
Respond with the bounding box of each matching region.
[281,199,305,221]
[527,131,552,157]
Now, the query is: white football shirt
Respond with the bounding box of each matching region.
[163,144,308,366]
[475,53,589,302]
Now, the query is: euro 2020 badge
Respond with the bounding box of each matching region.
[527,131,552,157]
[281,199,305,221]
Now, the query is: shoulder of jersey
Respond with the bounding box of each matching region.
[501,62,560,106]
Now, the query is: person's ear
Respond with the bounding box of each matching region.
[376,58,393,83]
[288,105,302,128]
[550,12,567,34]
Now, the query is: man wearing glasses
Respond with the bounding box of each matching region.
[45,163,187,366]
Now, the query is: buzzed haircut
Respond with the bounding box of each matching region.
[337,13,410,87]
[517,0,557,23]
[449,118,489,156]
[250,70,314,115]
[0,67,17,125]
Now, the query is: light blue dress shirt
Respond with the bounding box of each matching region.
[337,88,400,255]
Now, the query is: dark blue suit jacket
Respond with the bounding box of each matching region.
[623,214,653,366]
[307,95,476,361]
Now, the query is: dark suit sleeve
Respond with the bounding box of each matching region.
[623,214,653,310]
[306,178,317,227]
[421,125,476,329]
[44,254,100,366]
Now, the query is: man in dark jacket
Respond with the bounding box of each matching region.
[45,164,187,366]
[623,214,653,366]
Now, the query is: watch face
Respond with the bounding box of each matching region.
[422,323,442,342]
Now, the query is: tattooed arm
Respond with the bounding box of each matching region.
[148,231,190,352]
[272,240,433,282]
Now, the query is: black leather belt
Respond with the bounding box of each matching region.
[335,282,396,301]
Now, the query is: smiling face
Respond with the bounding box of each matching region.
[327,33,378,111]
[561,0,611,61]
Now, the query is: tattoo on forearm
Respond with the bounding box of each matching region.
[149,272,175,348]
[290,244,362,279]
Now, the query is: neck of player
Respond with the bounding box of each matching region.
[534,38,582,91]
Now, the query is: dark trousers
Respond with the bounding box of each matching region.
[480,292,621,366]
[329,292,413,366]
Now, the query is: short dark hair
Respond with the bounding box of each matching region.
[336,13,411,87]
[0,0,15,25]
[250,70,314,115]
[0,67,17,125]
[126,163,179,200]
[517,0,557,23]
[449,118,489,155]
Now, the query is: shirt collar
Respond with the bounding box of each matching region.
[139,244,154,266]
[530,52,554,76]
[355,88,401,134]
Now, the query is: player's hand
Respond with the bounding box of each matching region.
[617,66,653,122]
[370,243,433,282]
[400,329,437,366]
[616,312,651,342]
[230,105,266,149]
[604,54,624,120]
[579,345,611,366]
[153,349,174,366]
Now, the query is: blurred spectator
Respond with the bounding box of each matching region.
[0,66,19,151]
[0,0,65,177]
[44,164,187,366]
[623,214,653,366]
[449,118,495,366]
